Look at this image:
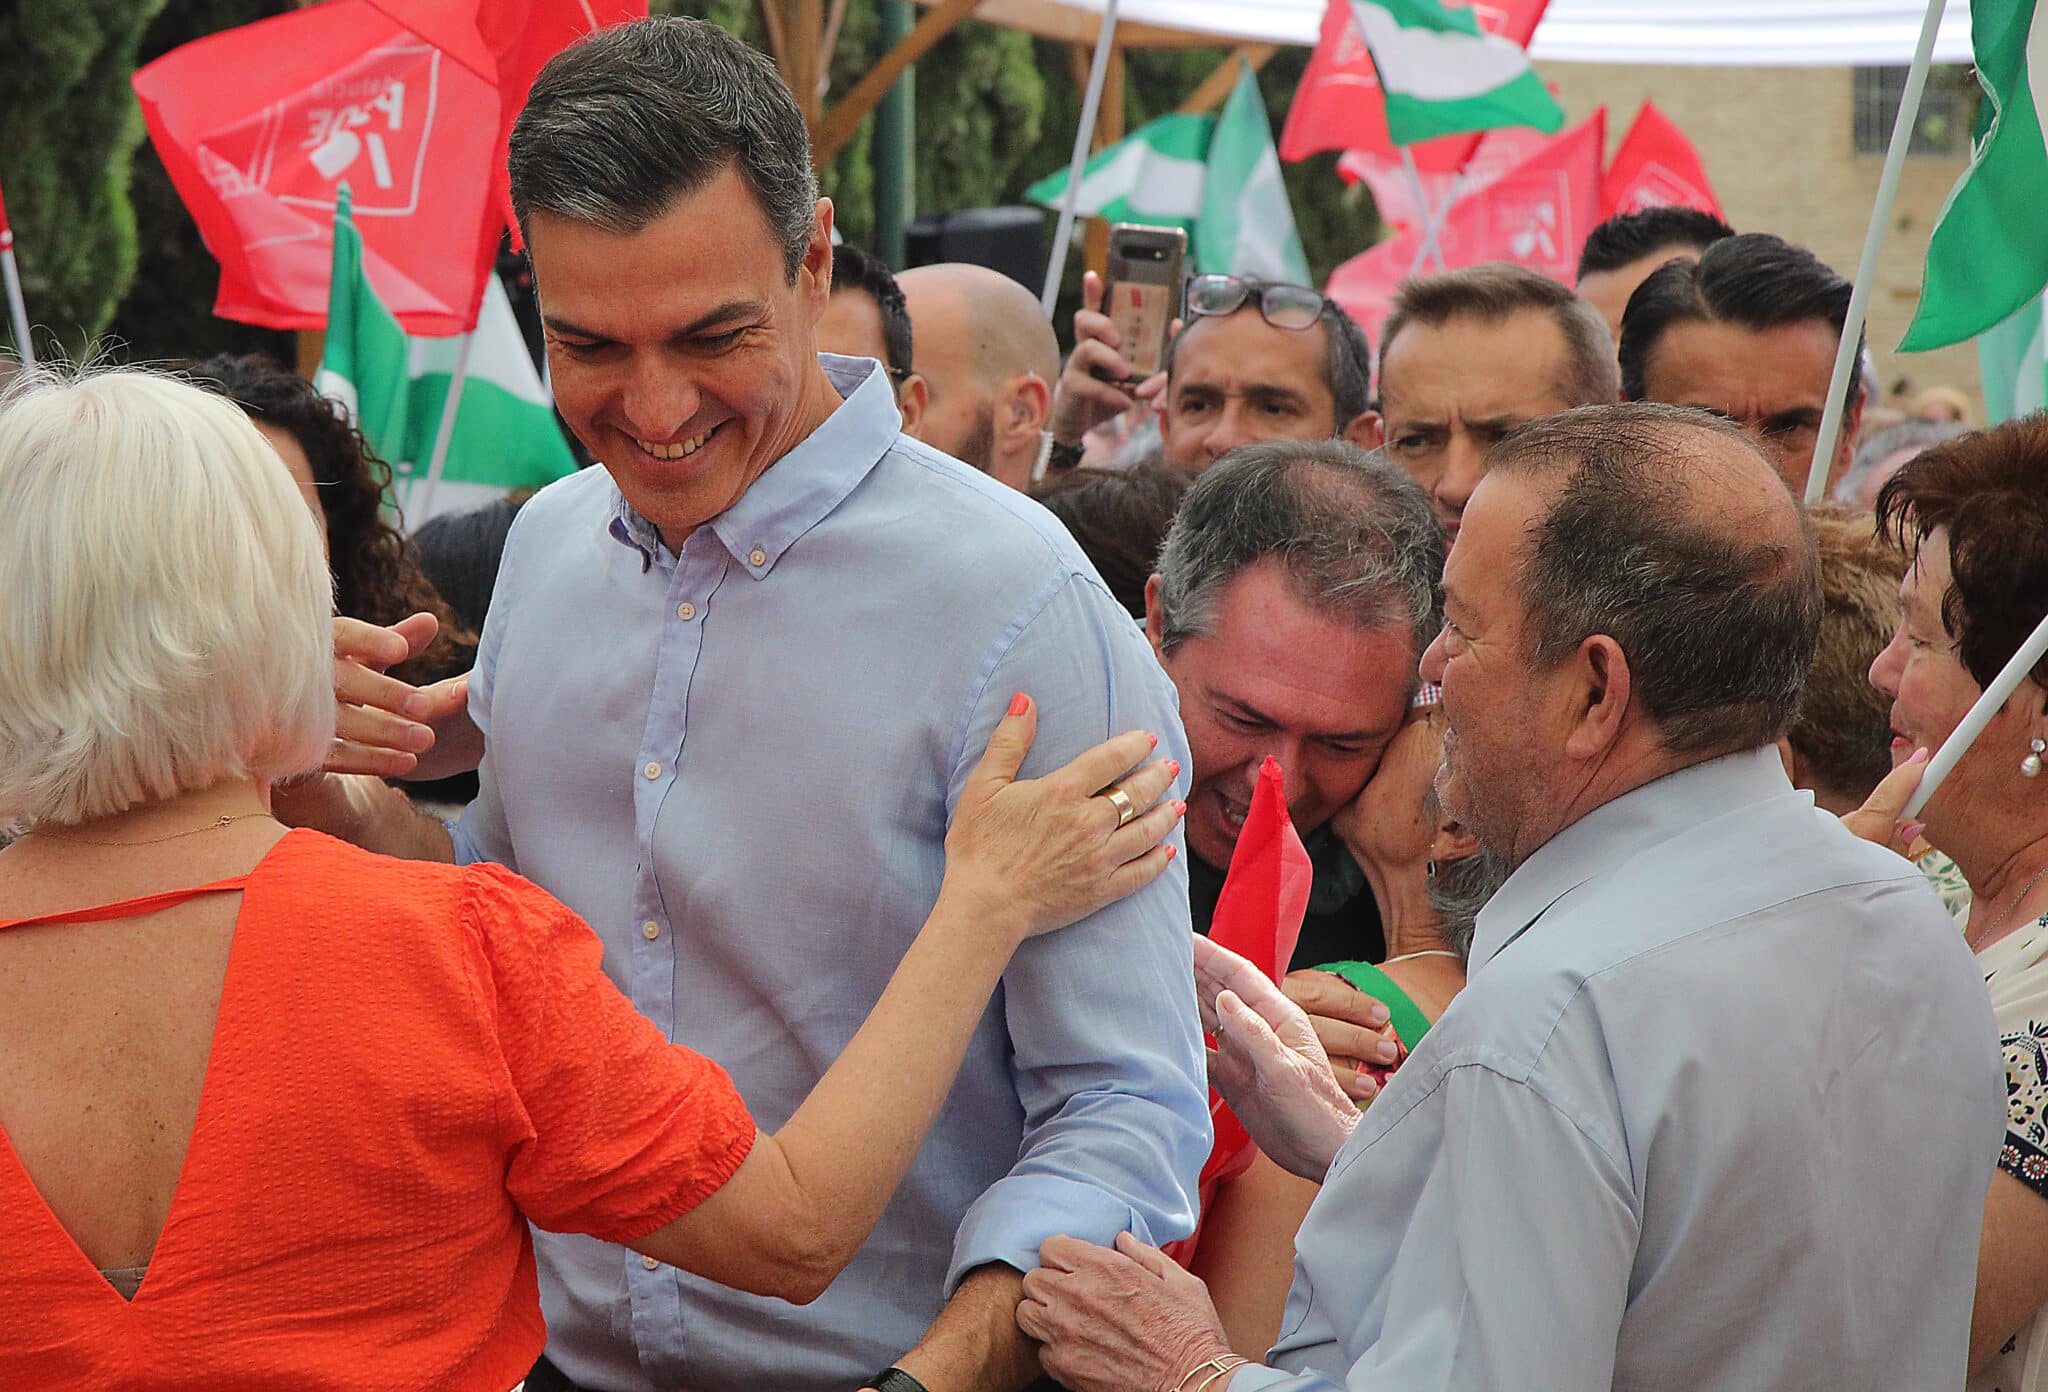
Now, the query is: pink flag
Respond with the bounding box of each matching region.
[1327,110,1606,342]
[1339,123,1556,231]
[1601,101,1724,220]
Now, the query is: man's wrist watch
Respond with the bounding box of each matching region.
[1046,437,1086,471]
[867,1368,931,1392]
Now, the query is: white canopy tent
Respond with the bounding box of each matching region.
[916,0,1977,65]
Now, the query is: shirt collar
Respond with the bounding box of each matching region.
[1469,745,1797,972]
[605,354,902,574]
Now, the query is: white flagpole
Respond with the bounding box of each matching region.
[0,170,33,369]
[1041,0,1120,315]
[0,242,31,370]
[406,331,473,527]
[1804,0,1946,504]
[1905,609,2048,818]
[1398,148,1445,277]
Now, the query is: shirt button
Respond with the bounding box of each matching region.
[641,1254,660,1271]
[676,601,696,621]
[642,920,661,941]
[748,547,767,567]
[643,761,661,780]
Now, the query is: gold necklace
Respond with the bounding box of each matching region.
[1968,863,2048,952]
[25,812,272,848]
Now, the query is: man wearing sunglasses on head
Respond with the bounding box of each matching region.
[1050,272,1376,474]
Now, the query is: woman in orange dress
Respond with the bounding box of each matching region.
[0,367,1183,1390]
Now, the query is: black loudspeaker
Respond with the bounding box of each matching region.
[904,206,1045,290]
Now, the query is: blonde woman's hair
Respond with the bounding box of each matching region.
[0,367,335,825]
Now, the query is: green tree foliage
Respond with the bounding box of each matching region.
[0,0,173,359]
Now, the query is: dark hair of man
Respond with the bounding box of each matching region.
[508,17,818,281]
[1877,416,2048,700]
[830,243,915,379]
[1575,207,1735,279]
[1488,402,1822,755]
[1163,278,1374,429]
[1377,263,1618,410]
[1790,503,1910,801]
[1619,232,1863,416]
[1154,439,1443,683]
[1034,464,1193,619]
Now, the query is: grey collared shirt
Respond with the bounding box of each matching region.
[1232,747,2004,1391]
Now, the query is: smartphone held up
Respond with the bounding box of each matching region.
[1102,224,1186,381]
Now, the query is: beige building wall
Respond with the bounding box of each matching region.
[1545,63,1980,421]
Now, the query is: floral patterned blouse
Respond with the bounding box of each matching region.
[1970,912,2048,1392]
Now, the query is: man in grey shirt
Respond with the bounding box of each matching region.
[1017,402,2005,1392]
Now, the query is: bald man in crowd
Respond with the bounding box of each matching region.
[898,263,1061,492]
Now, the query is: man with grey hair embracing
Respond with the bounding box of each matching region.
[275,16,1206,1392]
[1144,439,1447,1084]
[1022,403,2004,1392]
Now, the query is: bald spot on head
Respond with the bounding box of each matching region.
[897,263,1061,388]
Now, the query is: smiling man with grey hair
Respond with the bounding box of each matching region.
[271,16,1206,1392]
[1145,438,1444,973]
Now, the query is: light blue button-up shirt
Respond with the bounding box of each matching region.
[1232,747,2004,1392]
[453,356,1207,1392]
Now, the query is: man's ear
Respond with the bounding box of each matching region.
[799,199,835,311]
[1143,574,1168,660]
[1428,820,1481,867]
[896,373,929,439]
[1343,409,1382,449]
[1011,372,1054,437]
[1562,634,1632,761]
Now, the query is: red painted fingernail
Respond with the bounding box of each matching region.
[1147,732,1159,749]
[1165,845,1177,860]
[1009,692,1029,717]
[1174,801,1187,816]
[1910,747,1930,764]
[1166,760,1181,778]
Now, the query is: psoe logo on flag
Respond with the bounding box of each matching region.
[213,41,446,227]
[1486,171,1573,274]
[1612,161,1708,215]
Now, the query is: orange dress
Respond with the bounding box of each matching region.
[0,829,756,1391]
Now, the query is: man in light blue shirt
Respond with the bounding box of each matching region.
[284,17,1205,1392]
[1019,403,2005,1391]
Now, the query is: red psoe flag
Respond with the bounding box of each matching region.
[134,1,503,333]
[1279,0,1549,171]
[358,0,648,247]
[1165,756,1312,1267]
[1601,100,1724,221]
[1430,106,1604,284]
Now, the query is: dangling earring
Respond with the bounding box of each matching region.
[2025,738,2046,779]
[1426,859,1438,879]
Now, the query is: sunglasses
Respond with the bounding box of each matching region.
[1185,274,1329,332]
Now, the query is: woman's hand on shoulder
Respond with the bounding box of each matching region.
[941,694,1184,942]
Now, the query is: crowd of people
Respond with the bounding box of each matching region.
[1,13,2045,1392]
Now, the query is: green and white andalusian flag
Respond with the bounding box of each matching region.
[1197,64,1312,284]
[1026,69,1310,282]
[1024,112,1213,233]
[315,184,575,525]
[1349,0,1563,147]
[1901,0,2048,351]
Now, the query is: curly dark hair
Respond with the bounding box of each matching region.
[187,353,475,684]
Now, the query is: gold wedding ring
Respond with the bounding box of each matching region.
[1101,784,1138,827]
